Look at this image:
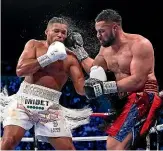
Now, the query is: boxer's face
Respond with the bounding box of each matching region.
[45,23,68,45]
[95,21,116,47]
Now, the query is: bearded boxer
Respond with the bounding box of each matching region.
[0,17,92,150]
[67,9,162,150]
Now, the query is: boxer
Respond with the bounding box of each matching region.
[0,17,92,150]
[67,9,162,150]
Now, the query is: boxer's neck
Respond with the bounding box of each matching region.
[111,30,127,50]
[45,40,51,47]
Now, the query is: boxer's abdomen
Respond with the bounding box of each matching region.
[24,70,68,91]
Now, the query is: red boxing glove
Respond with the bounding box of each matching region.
[140,95,162,136]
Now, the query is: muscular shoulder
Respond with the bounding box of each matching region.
[68,51,79,63]
[129,36,154,60]
[25,39,46,48]
[66,48,77,57]
[66,48,79,61]
[65,49,80,66]
[131,35,154,54]
[131,35,152,48]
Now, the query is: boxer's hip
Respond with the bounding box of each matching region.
[7,81,63,123]
[106,80,161,141]
[143,79,158,94]
[17,80,62,102]
[5,81,92,129]
[109,80,159,110]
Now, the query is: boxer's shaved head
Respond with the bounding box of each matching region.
[47,17,69,28]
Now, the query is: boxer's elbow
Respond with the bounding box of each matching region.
[75,86,85,96]
[77,90,85,96]
[117,74,148,92]
[16,64,24,77]
[134,75,147,90]
[135,80,145,90]
[74,83,85,96]
[16,60,40,77]
[16,65,33,77]
[16,67,26,77]
[16,60,27,77]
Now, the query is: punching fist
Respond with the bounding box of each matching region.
[65,32,88,62]
[47,41,67,61]
[37,41,67,67]
[84,66,118,99]
[84,78,104,99]
[66,32,84,48]
[90,66,107,81]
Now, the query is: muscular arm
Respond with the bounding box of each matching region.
[69,57,86,96]
[16,39,41,77]
[81,57,94,74]
[81,47,108,73]
[93,47,108,70]
[117,40,154,92]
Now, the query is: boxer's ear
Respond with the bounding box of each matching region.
[113,24,118,32]
[45,29,48,36]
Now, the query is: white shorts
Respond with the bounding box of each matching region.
[3,81,72,142]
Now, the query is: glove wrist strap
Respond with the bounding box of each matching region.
[93,83,103,97]
[37,54,52,68]
[73,46,89,62]
[103,81,118,94]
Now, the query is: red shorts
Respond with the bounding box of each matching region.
[106,80,162,142]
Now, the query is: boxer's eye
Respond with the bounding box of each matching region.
[53,29,60,33]
[98,29,105,34]
[61,31,66,35]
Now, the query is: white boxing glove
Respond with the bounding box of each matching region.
[37,41,67,67]
[159,90,163,98]
[84,65,117,99]
[90,66,107,81]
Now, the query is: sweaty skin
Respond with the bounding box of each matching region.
[1,22,85,150]
[93,34,156,93]
[16,39,85,95]
[79,19,158,150]
[92,21,157,93]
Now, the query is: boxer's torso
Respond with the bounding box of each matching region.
[24,40,75,91]
[100,34,156,84]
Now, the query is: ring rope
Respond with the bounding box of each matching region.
[15,136,108,142]
[0,91,162,147]
[1,120,162,142]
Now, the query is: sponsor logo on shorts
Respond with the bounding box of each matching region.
[51,128,60,133]
[25,98,49,106]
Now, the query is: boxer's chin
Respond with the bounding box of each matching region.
[101,41,111,47]
[53,38,64,43]
[99,40,104,46]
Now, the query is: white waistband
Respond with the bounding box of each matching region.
[17,81,62,101]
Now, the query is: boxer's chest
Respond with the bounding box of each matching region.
[103,47,132,74]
